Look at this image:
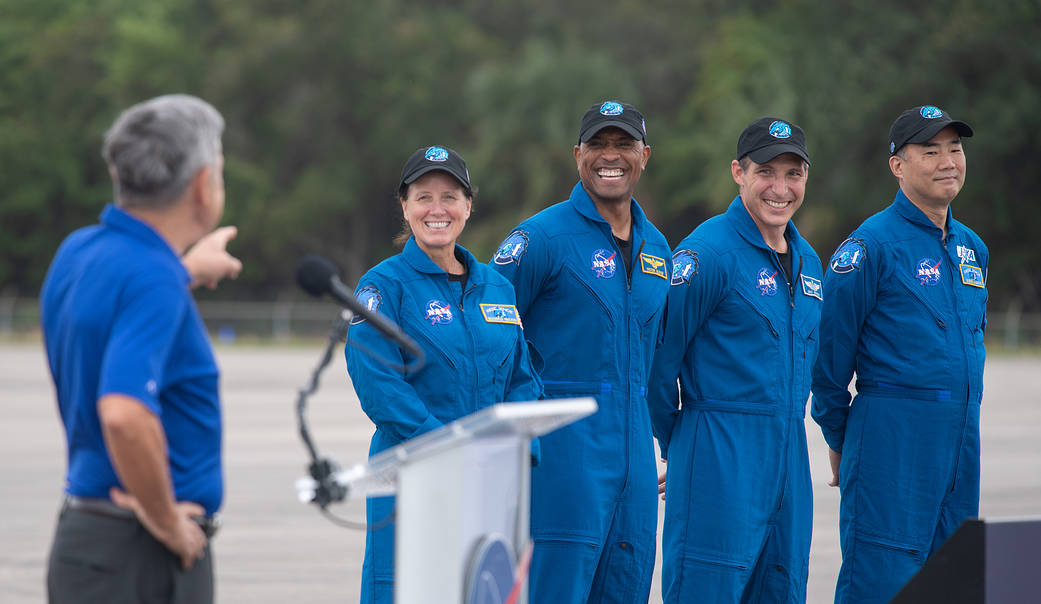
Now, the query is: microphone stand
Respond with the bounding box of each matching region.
[296,309,352,508]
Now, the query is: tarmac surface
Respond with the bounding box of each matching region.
[2,341,1038,603]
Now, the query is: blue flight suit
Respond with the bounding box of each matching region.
[811,190,988,604]
[648,197,822,603]
[490,182,670,604]
[346,237,542,604]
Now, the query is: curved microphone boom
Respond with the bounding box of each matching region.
[295,254,424,359]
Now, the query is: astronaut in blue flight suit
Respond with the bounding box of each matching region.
[345,146,542,604]
[648,118,821,603]
[811,106,986,604]
[490,101,670,603]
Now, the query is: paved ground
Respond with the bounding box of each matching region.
[2,341,1038,603]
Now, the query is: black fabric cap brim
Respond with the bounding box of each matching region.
[401,165,470,189]
[906,119,974,145]
[579,120,645,143]
[746,143,811,166]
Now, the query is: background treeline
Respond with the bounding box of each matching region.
[3,0,1039,313]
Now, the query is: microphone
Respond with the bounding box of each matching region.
[295,255,424,359]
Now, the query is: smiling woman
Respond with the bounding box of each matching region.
[344,145,543,604]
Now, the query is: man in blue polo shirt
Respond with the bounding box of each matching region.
[648,117,821,603]
[812,105,986,603]
[490,101,670,603]
[41,94,241,604]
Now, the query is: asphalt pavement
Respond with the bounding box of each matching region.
[2,342,1038,603]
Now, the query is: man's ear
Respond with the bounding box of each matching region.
[730,159,744,186]
[889,154,903,180]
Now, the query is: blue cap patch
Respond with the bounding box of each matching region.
[493,230,529,266]
[800,275,822,300]
[480,303,522,325]
[600,101,624,116]
[829,238,866,274]
[591,248,617,279]
[670,249,699,286]
[424,146,449,162]
[756,267,779,296]
[350,286,383,325]
[920,106,944,119]
[915,258,942,286]
[769,121,792,139]
[424,299,454,324]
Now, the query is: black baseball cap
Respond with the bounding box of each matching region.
[578,101,647,144]
[889,105,973,155]
[399,145,471,190]
[736,117,810,165]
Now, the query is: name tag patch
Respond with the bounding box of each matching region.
[800,275,823,300]
[480,303,522,325]
[959,264,985,288]
[640,253,668,279]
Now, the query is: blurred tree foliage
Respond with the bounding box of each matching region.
[2,0,1038,310]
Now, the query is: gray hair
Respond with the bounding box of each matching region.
[102,94,224,209]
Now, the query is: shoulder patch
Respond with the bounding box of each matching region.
[480,303,522,325]
[350,285,383,325]
[670,249,699,286]
[639,252,668,279]
[829,237,866,274]
[493,230,529,265]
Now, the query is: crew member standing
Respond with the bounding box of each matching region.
[42,94,241,604]
[346,146,542,604]
[490,101,670,603]
[812,105,986,603]
[649,117,820,603]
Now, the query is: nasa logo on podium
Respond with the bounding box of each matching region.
[464,534,516,604]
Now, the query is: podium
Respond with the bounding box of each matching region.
[328,398,597,604]
[891,516,1041,603]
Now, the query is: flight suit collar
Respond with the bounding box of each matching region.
[569,181,651,240]
[401,236,485,284]
[100,203,190,284]
[726,195,808,255]
[893,189,955,235]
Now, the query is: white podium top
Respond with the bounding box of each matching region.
[333,398,596,499]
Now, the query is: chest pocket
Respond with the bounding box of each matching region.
[957,272,987,333]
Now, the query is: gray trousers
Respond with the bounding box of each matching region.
[47,504,214,604]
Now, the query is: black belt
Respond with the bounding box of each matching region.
[63,495,221,538]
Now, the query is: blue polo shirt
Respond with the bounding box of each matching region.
[41,204,223,514]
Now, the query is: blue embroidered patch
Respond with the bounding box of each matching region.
[830,238,866,274]
[640,252,667,279]
[350,286,383,325]
[424,146,449,161]
[493,230,529,266]
[920,106,944,119]
[591,248,617,279]
[480,303,522,325]
[670,250,699,286]
[769,121,792,139]
[757,267,778,296]
[801,275,822,300]
[915,258,942,286]
[600,101,623,116]
[424,299,454,324]
[959,264,984,288]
